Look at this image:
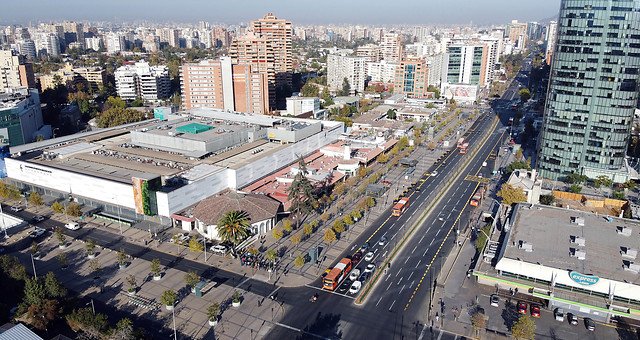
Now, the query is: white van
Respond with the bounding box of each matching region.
[64,222,80,230]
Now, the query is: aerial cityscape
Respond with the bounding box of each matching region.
[0,1,639,340]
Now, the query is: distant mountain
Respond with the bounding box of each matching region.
[539,12,559,25]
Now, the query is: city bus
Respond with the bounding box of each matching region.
[392,197,410,216]
[323,258,353,291]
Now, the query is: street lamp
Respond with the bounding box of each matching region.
[30,253,37,279]
[0,204,8,239]
[172,303,177,340]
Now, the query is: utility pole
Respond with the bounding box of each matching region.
[30,253,37,279]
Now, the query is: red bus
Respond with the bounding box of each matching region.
[392,197,410,216]
[323,258,353,291]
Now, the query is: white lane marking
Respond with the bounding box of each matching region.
[423,248,429,256]
[389,300,396,311]
[410,280,415,289]
[416,259,422,268]
[405,256,410,264]
[412,245,417,254]
[419,234,425,243]
[429,239,435,246]
[395,270,402,277]
[386,282,392,291]
[408,272,414,280]
[376,296,383,306]
[399,284,406,294]
[398,276,403,285]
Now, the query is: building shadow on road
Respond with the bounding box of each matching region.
[297,312,343,340]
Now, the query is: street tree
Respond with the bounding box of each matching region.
[471,311,487,337]
[188,238,204,252]
[290,233,302,246]
[593,175,613,189]
[569,184,583,194]
[386,109,397,120]
[518,88,531,102]
[265,249,278,263]
[282,219,293,233]
[288,157,318,228]
[28,192,44,206]
[184,271,200,289]
[303,223,313,237]
[44,272,67,298]
[323,228,337,244]
[51,201,64,214]
[272,227,284,240]
[301,82,320,97]
[294,254,306,268]
[332,220,346,234]
[113,318,135,340]
[216,210,251,255]
[511,315,536,340]
[497,184,527,205]
[339,77,351,96]
[66,202,82,217]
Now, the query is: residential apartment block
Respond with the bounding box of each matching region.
[327,53,366,94]
[115,61,170,101]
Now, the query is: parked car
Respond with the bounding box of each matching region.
[364,251,375,262]
[517,301,527,314]
[360,272,370,282]
[364,263,376,273]
[349,281,362,295]
[568,313,578,325]
[378,236,388,246]
[555,308,565,322]
[585,317,595,331]
[490,294,499,307]
[349,269,361,281]
[32,215,46,223]
[29,227,46,238]
[210,245,227,254]
[9,206,22,212]
[530,304,541,318]
[64,222,80,230]
[178,234,190,244]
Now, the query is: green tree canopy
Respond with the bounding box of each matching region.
[518,88,531,102]
[497,184,527,205]
[386,109,397,120]
[288,157,318,221]
[339,77,351,96]
[96,107,147,128]
[511,315,536,340]
[301,82,320,97]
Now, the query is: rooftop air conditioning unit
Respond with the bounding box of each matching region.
[624,261,640,274]
[621,247,638,260]
[570,236,586,246]
[518,241,533,252]
[617,226,632,237]
[571,217,585,226]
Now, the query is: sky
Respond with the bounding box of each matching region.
[0,0,562,26]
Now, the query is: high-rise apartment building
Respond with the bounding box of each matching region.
[545,21,558,65]
[367,60,397,83]
[62,21,84,49]
[230,13,292,111]
[537,0,640,181]
[73,66,106,92]
[395,57,430,98]
[0,88,48,146]
[380,32,403,63]
[357,44,382,63]
[507,20,528,50]
[180,58,269,114]
[0,50,35,91]
[114,61,170,101]
[327,53,366,94]
[18,39,36,60]
[106,33,126,54]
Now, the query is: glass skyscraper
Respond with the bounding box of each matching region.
[537,0,640,181]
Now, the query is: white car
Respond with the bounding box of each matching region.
[349,281,362,295]
[64,222,80,230]
[349,269,361,281]
[431,171,438,177]
[10,206,22,212]
[210,245,227,254]
[364,251,375,262]
[364,264,376,273]
[555,308,565,322]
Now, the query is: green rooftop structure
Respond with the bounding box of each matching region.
[176,123,213,134]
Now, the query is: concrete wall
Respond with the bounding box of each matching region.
[5,158,135,209]
[156,167,230,216]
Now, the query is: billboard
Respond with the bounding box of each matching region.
[442,84,479,103]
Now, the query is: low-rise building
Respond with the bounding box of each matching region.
[475,203,640,324]
[505,169,542,204]
[284,96,325,119]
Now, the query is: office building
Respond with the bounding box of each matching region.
[115,61,170,101]
[85,37,103,51]
[545,21,558,65]
[327,53,366,94]
[380,32,403,63]
[537,0,640,182]
[0,50,35,91]
[35,33,60,58]
[0,87,49,146]
[180,58,269,114]
[394,56,430,99]
[444,44,487,86]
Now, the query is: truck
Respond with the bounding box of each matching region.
[470,187,485,207]
[392,197,410,216]
[457,138,465,148]
[459,142,469,154]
